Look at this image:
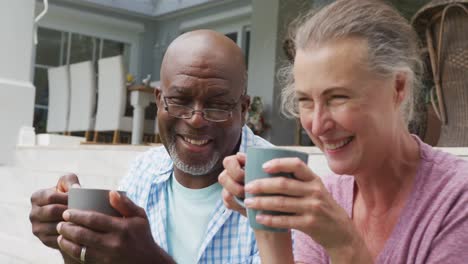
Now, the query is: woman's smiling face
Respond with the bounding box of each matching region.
[294,37,402,175]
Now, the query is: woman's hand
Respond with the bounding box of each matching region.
[244,157,368,262]
[218,153,248,217]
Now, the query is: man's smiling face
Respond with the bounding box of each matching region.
[156,30,248,177]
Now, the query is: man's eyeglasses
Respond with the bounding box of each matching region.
[162,96,242,122]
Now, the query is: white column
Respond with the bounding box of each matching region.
[130,91,152,145]
[0,0,36,165]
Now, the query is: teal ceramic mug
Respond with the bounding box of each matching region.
[235,147,309,232]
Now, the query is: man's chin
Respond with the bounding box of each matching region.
[173,161,217,176]
[169,146,221,176]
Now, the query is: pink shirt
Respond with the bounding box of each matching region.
[293,138,468,263]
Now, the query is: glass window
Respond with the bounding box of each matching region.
[102,39,126,58]
[244,29,250,68]
[34,67,49,106]
[69,33,95,64]
[35,28,62,66]
[33,67,49,133]
[33,107,48,134]
[61,32,69,65]
[225,32,238,43]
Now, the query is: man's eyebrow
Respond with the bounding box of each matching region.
[163,86,194,96]
[172,86,192,94]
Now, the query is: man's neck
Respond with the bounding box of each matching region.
[173,137,242,189]
[173,166,223,189]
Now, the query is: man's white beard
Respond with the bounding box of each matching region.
[167,140,221,176]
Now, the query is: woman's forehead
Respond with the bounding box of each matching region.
[293,41,389,97]
[299,38,370,67]
[294,51,367,87]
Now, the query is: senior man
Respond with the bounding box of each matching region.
[29,29,270,264]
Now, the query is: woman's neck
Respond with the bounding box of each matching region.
[353,132,420,215]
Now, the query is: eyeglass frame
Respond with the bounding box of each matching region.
[161,94,245,122]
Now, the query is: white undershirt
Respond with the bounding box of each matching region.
[166,174,222,264]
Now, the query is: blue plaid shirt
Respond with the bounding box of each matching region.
[119,126,272,263]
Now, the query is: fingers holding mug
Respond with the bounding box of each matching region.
[242,147,309,232]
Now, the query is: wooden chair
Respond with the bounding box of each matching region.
[46,65,70,134]
[94,55,155,144]
[412,0,468,146]
[68,61,96,141]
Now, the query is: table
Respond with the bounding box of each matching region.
[128,85,156,145]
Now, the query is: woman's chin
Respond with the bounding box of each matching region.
[328,160,355,175]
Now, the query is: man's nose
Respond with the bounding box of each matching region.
[187,104,209,127]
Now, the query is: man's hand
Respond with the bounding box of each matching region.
[29,173,81,249]
[57,191,175,264]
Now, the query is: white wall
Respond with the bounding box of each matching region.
[0,0,36,165]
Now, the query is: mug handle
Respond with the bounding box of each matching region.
[233,196,246,208]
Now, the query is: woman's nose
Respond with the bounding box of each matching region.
[311,107,333,136]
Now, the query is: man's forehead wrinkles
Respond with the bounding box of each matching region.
[174,73,229,83]
[177,64,229,80]
[165,74,231,93]
[168,85,231,96]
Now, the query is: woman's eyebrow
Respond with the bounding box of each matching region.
[322,87,349,96]
[295,90,310,98]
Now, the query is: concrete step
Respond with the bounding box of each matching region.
[0,166,62,263]
[14,145,150,177]
[0,232,62,264]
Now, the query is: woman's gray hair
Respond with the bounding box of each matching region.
[280,0,423,125]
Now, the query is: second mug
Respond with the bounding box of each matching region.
[235,147,309,232]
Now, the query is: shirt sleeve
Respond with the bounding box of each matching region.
[425,181,468,264]
[117,151,146,203]
[292,230,329,264]
[249,253,261,264]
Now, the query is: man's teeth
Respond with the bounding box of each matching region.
[324,137,352,150]
[183,137,209,146]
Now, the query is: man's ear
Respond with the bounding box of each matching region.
[241,95,250,125]
[155,87,162,109]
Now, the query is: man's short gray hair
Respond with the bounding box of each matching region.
[280,0,423,125]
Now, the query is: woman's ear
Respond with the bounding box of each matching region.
[394,72,408,106]
[241,95,251,125]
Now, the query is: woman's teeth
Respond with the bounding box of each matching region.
[183,137,209,146]
[324,137,353,150]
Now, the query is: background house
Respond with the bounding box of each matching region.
[1,0,432,165]
[1,0,452,263]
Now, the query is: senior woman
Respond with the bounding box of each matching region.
[218,0,468,263]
